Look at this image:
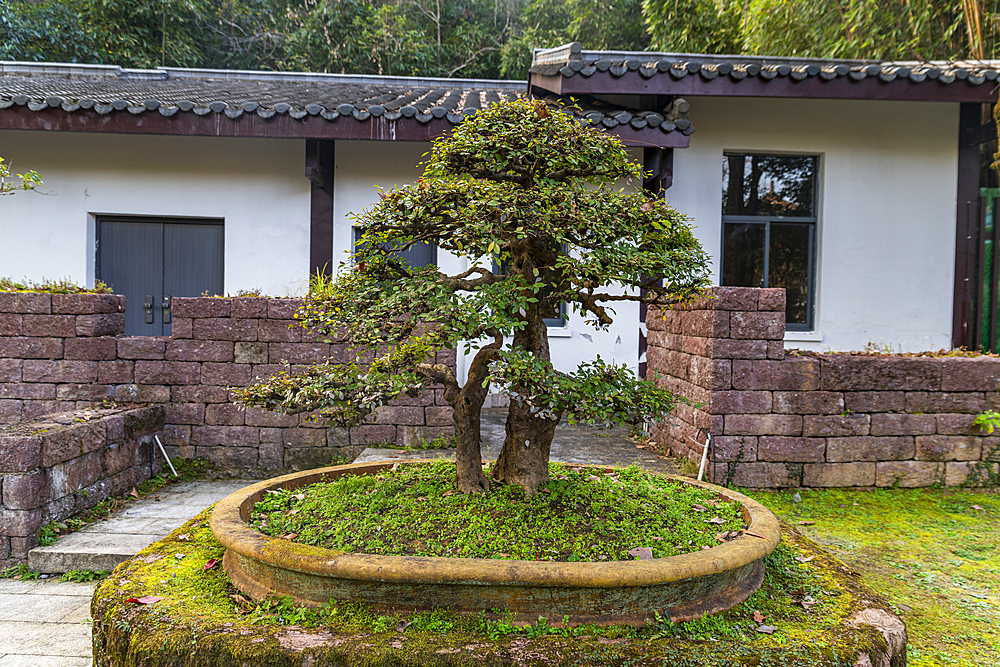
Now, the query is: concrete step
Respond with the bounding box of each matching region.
[28,479,259,574]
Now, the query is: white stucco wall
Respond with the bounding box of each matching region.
[0,130,310,295]
[668,97,959,352]
[333,140,640,381]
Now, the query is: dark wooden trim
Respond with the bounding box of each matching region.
[0,104,688,147]
[953,102,985,348]
[532,72,999,103]
[638,146,673,377]
[643,147,673,193]
[307,140,335,278]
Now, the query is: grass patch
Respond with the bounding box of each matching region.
[249,461,745,561]
[0,564,41,580]
[61,569,110,583]
[749,487,1000,667]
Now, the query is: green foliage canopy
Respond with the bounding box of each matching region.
[235,99,709,447]
[643,0,996,61]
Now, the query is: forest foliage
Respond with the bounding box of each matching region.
[1,0,995,80]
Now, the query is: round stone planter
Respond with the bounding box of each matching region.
[209,461,781,625]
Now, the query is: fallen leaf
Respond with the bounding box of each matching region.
[691,504,707,513]
[442,490,458,497]
[797,520,816,526]
[788,587,805,597]
[137,554,163,564]
[174,553,186,559]
[177,533,191,542]
[707,516,726,525]
[129,487,139,499]
[279,533,298,540]
[126,596,165,605]
[715,532,729,544]
[294,493,305,501]
[203,558,219,571]
[742,530,767,539]
[395,620,414,632]
[287,509,299,515]
[796,555,814,563]
[800,596,818,610]
[755,625,777,634]
[753,610,765,623]
[627,547,654,560]
[897,603,913,613]
[971,505,985,511]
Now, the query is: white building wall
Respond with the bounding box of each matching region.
[0,97,961,365]
[0,130,310,296]
[668,97,959,353]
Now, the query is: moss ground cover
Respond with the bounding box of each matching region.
[248,461,745,562]
[93,504,892,666]
[752,487,1000,667]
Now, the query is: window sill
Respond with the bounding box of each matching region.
[546,327,573,338]
[784,330,822,343]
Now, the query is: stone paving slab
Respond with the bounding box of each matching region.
[0,578,95,665]
[28,479,260,574]
[356,408,676,473]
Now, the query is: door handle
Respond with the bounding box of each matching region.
[162,295,172,324]
[144,295,154,324]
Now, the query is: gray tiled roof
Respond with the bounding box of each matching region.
[0,61,692,136]
[531,42,1000,86]
[537,92,693,135]
[0,62,524,123]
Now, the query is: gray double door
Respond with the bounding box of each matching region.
[97,217,224,335]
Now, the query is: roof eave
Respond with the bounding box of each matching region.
[0,103,690,147]
[531,70,999,103]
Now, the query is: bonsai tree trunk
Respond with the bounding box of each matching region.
[491,309,559,495]
[444,335,501,494]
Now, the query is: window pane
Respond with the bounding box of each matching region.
[723,222,766,288]
[723,155,816,218]
[769,223,811,325]
[495,256,565,325]
[353,227,436,268]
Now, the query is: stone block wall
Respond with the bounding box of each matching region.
[647,287,1000,488]
[0,406,164,564]
[0,293,454,470]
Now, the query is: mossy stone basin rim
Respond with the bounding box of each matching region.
[209,461,781,625]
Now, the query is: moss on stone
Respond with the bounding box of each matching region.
[93,507,900,666]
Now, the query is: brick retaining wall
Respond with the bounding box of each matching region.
[0,293,454,470]
[647,287,1000,488]
[0,406,164,564]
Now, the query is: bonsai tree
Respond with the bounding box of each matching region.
[236,98,710,495]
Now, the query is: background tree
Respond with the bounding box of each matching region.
[643,0,997,61]
[236,98,710,495]
[0,157,41,195]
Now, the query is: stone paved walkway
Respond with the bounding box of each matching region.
[0,577,96,666]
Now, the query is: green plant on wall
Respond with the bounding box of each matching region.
[0,157,42,195]
[973,409,1000,434]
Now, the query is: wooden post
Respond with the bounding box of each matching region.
[306,140,335,278]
